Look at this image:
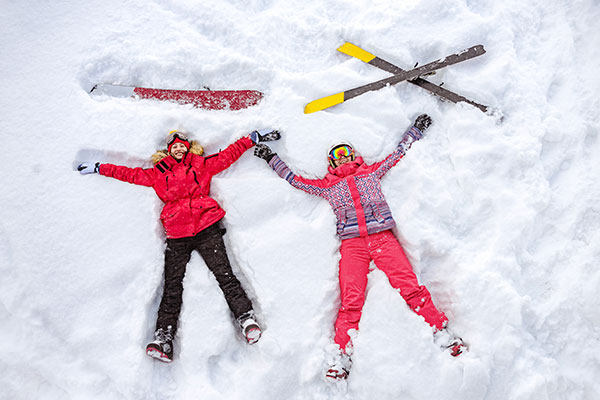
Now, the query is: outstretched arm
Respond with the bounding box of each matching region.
[78,161,157,187]
[254,144,329,198]
[203,136,255,175]
[371,114,432,179]
[99,163,157,187]
[204,130,281,175]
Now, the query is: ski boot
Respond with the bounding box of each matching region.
[325,351,352,382]
[434,326,467,357]
[237,311,262,345]
[146,326,174,363]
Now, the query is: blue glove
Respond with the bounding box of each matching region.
[250,129,281,144]
[77,162,100,175]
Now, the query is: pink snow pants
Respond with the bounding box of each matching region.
[334,230,448,352]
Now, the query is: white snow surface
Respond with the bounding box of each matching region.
[1,1,600,399]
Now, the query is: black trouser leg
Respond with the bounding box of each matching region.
[195,224,253,319]
[156,237,193,334]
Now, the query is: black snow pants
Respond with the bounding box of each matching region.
[155,222,253,334]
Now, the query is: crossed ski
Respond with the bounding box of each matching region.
[304,44,488,114]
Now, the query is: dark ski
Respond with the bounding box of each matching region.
[304,45,485,113]
[337,42,490,113]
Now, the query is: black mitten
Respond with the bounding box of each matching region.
[254,144,275,162]
[414,114,433,133]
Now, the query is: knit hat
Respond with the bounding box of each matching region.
[166,130,191,153]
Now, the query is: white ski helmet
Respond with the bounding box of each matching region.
[327,140,356,168]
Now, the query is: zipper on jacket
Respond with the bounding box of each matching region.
[346,176,368,237]
[193,171,200,185]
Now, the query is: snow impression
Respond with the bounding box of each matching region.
[1,0,599,399]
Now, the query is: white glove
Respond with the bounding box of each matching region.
[250,129,281,144]
[77,162,100,175]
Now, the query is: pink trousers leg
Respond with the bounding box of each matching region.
[368,231,448,330]
[333,237,370,352]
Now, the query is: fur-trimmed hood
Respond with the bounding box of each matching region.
[99,135,254,239]
[151,140,204,165]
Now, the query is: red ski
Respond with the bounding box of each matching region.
[89,83,263,110]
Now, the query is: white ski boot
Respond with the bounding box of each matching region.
[434,327,467,357]
[237,311,262,345]
[146,326,174,363]
[325,351,352,382]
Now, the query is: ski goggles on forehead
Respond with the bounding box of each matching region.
[167,131,188,146]
[329,145,354,160]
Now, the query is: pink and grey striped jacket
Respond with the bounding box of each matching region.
[267,126,422,240]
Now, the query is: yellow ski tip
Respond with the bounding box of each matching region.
[304,92,345,114]
[337,42,376,63]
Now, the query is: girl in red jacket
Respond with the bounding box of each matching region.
[78,129,279,362]
[254,115,465,381]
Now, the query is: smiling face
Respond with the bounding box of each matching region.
[328,144,355,168]
[169,142,188,160]
[333,155,353,167]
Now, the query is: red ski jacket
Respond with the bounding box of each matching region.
[99,137,253,239]
[267,127,422,240]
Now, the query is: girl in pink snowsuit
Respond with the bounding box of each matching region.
[254,114,465,380]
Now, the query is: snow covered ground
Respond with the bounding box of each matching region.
[1,0,600,399]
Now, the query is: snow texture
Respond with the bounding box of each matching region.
[1,0,600,399]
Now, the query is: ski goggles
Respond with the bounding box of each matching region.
[328,144,354,161]
[166,131,189,147]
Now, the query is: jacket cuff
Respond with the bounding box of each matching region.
[97,163,107,176]
[408,126,423,140]
[241,135,255,148]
